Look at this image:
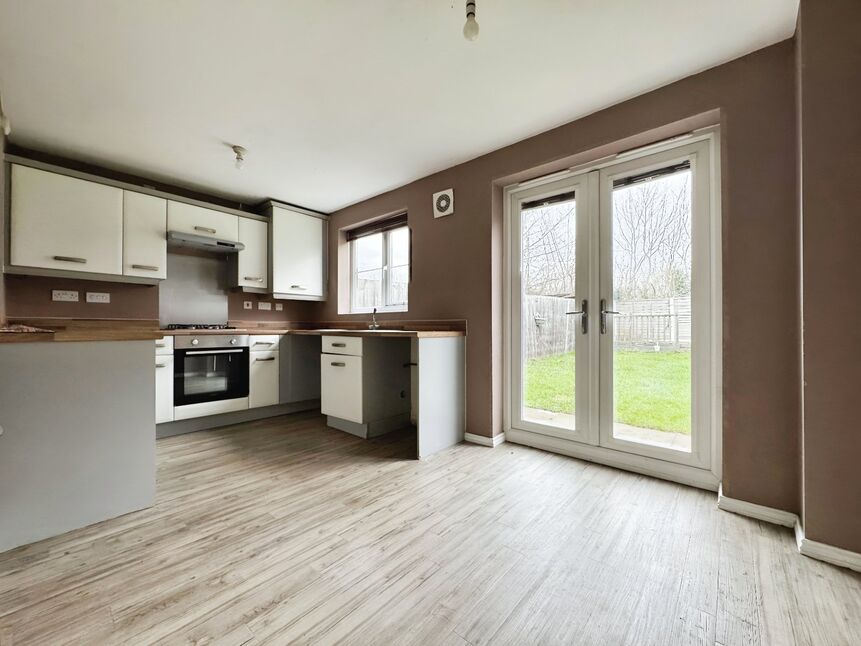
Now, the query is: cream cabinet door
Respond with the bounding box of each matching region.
[124,192,167,279]
[167,201,239,241]
[10,165,123,275]
[320,354,363,423]
[249,351,280,408]
[237,218,269,289]
[155,356,174,424]
[271,206,325,299]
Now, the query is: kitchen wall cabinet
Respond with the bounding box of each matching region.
[250,350,280,408]
[10,164,123,275]
[167,201,239,242]
[268,203,327,301]
[124,192,167,280]
[236,217,269,290]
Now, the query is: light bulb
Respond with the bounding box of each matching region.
[235,156,244,170]
[463,15,479,41]
[0,114,9,136]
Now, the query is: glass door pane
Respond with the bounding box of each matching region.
[609,165,692,452]
[520,191,578,431]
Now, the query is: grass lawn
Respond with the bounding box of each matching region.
[525,350,692,434]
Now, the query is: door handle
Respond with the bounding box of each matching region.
[566,299,588,334]
[600,299,620,334]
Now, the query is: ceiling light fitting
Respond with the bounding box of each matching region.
[232,145,247,170]
[463,1,479,41]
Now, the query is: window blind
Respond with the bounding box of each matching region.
[345,213,409,241]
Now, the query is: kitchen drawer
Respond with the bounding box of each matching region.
[321,335,362,357]
[155,336,174,355]
[321,354,363,423]
[249,335,281,351]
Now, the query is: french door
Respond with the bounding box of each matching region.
[507,136,719,481]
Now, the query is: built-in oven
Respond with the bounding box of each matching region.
[173,335,249,408]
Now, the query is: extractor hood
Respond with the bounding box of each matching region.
[166,231,245,253]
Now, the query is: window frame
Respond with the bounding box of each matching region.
[350,225,410,313]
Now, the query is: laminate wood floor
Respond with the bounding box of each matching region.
[1,413,859,645]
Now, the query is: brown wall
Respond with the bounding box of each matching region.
[324,41,801,513]
[798,0,861,552]
[4,275,159,320]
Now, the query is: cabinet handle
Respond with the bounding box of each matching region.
[132,264,160,271]
[403,362,418,367]
[290,284,307,290]
[53,255,87,264]
[155,343,166,348]
[244,276,265,282]
[331,343,347,347]
[194,226,216,234]
[156,363,167,368]
[255,357,276,362]
[330,361,346,367]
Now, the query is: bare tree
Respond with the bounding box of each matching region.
[522,201,576,297]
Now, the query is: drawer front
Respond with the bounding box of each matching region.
[249,335,281,351]
[321,335,363,357]
[321,354,363,423]
[155,336,174,355]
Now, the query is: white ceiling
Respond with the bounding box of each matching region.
[0,1,798,212]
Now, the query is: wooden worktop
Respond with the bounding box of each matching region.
[4,319,163,343]
[2,319,467,342]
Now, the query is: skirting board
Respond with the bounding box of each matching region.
[717,484,798,527]
[795,523,861,573]
[464,432,506,447]
[718,485,861,573]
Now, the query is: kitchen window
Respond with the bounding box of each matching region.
[348,214,409,313]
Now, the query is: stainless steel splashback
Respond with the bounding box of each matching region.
[158,251,229,326]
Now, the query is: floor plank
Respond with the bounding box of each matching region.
[0,413,859,645]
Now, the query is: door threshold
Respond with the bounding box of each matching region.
[506,427,719,491]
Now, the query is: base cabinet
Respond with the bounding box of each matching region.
[250,350,280,408]
[155,356,174,424]
[320,336,410,429]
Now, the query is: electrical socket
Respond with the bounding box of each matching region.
[86,292,110,304]
[275,303,283,311]
[257,302,272,311]
[52,290,79,302]
[243,301,253,310]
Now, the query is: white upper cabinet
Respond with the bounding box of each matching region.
[10,164,123,275]
[123,191,167,280]
[167,201,239,242]
[270,205,326,300]
[237,217,269,289]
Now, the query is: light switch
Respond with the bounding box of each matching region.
[52,290,79,302]
[243,301,253,310]
[86,292,111,304]
[275,303,283,311]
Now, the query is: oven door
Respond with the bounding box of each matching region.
[174,347,249,406]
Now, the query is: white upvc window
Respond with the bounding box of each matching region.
[350,223,409,313]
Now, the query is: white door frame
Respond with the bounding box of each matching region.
[502,128,722,491]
